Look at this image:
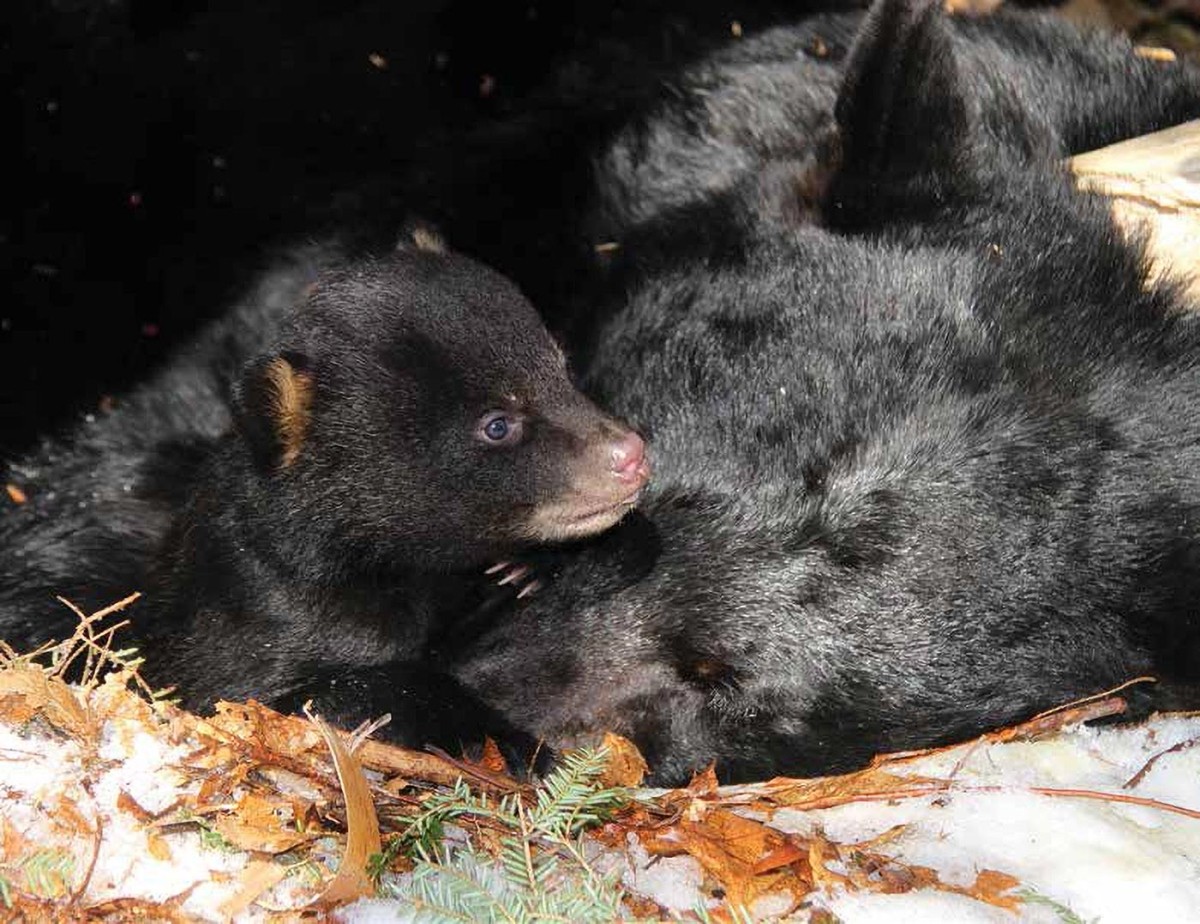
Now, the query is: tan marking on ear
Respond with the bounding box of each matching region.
[265,357,314,467]
[411,226,446,253]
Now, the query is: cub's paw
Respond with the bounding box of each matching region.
[273,661,553,779]
[485,560,543,599]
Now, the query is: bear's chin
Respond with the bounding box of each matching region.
[521,492,644,543]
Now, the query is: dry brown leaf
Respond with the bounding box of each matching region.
[597,731,649,788]
[808,836,852,893]
[308,713,381,907]
[477,737,509,775]
[688,764,721,795]
[0,664,92,740]
[208,813,311,855]
[201,791,313,854]
[116,789,157,824]
[45,795,94,842]
[146,833,173,862]
[623,893,664,919]
[968,869,1022,910]
[831,842,1022,910]
[753,765,948,812]
[751,838,807,875]
[0,816,34,861]
[233,791,288,830]
[85,897,195,923]
[382,776,410,796]
[216,859,288,919]
[89,669,160,726]
[210,700,325,757]
[642,808,809,910]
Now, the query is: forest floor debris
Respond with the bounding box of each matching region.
[2,599,1200,921]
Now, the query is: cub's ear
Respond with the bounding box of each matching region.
[827,0,979,225]
[234,351,315,470]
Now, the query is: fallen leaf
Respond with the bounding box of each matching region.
[209,811,311,855]
[308,712,381,907]
[968,869,1022,911]
[477,737,509,775]
[808,835,852,893]
[217,859,288,919]
[210,701,325,757]
[642,808,809,909]
[0,664,92,740]
[598,732,649,788]
[753,764,948,813]
[688,764,720,795]
[117,790,157,824]
[752,838,807,875]
[146,833,173,862]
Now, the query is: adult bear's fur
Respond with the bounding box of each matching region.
[0,237,648,761]
[403,0,1200,784]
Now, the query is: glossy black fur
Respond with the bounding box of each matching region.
[425,1,1200,783]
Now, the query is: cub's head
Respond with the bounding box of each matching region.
[234,242,649,571]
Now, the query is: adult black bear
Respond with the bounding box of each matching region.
[0,236,648,759]
[407,0,1200,784]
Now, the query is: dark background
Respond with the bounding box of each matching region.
[1,0,808,455]
[3,0,1193,456]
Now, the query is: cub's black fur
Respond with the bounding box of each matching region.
[411,0,1200,783]
[0,236,647,761]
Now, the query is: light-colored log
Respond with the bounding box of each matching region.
[1071,119,1200,305]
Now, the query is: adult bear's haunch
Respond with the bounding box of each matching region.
[422,0,1200,784]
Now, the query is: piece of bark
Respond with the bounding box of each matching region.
[1071,119,1200,305]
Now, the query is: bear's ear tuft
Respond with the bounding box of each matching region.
[235,351,315,470]
[828,0,976,223]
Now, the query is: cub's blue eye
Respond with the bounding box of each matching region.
[483,416,510,441]
[478,411,523,446]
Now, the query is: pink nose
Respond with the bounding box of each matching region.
[610,431,649,484]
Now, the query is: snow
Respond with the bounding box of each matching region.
[0,714,310,920]
[5,697,1200,921]
[774,718,1200,922]
[620,831,711,913]
[337,716,1200,922]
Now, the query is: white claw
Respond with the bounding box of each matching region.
[517,579,543,600]
[497,564,531,586]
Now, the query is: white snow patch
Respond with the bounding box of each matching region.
[771,719,1200,922]
[0,711,303,921]
[621,830,709,913]
[824,887,1018,923]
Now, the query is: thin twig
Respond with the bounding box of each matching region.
[1027,676,1156,722]
[1124,736,1200,790]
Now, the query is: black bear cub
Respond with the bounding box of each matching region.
[0,234,648,758]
